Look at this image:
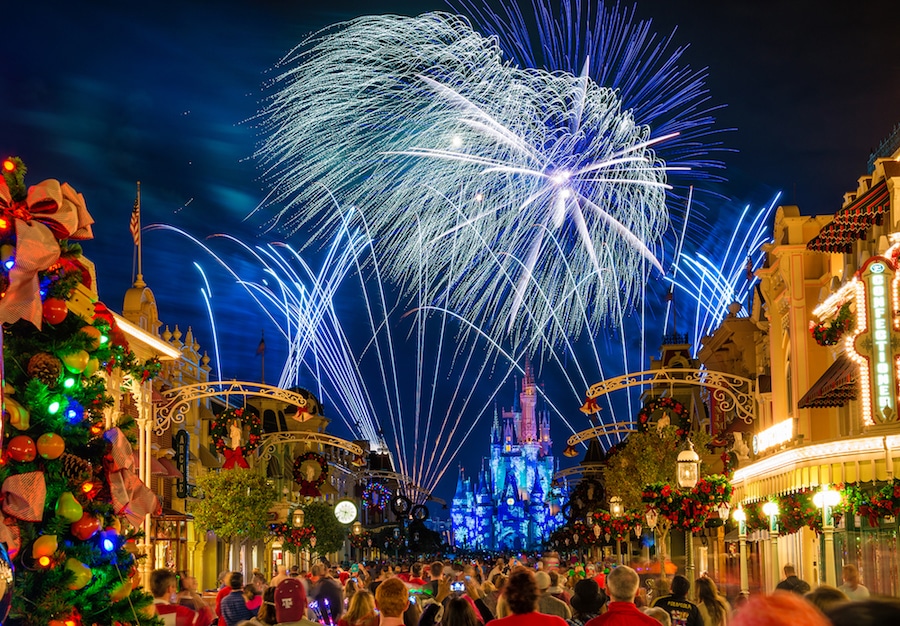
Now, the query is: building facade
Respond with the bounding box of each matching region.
[451,363,564,550]
[720,136,900,596]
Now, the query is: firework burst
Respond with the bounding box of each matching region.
[255,12,675,349]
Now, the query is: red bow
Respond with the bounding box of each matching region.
[0,178,95,328]
[0,471,47,554]
[103,428,161,528]
[222,447,250,469]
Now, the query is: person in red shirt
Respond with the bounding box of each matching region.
[584,567,658,626]
[408,562,427,586]
[150,568,199,626]
[490,567,568,626]
[214,570,232,624]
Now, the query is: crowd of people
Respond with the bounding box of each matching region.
[143,556,900,626]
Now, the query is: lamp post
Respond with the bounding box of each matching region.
[610,496,623,565]
[677,439,700,597]
[762,501,780,591]
[645,507,661,580]
[732,506,749,596]
[813,485,841,586]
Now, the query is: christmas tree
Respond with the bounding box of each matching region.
[0,157,163,625]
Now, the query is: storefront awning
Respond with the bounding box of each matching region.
[157,457,183,479]
[133,452,169,476]
[808,180,890,253]
[798,355,858,408]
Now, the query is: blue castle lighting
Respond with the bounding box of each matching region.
[451,362,565,551]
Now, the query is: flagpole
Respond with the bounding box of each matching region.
[133,181,145,288]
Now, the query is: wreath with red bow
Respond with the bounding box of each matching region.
[210,407,263,469]
[293,452,329,497]
[637,396,690,437]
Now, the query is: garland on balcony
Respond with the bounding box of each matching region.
[809,302,853,347]
[636,396,691,438]
[642,475,732,533]
[775,489,822,535]
[840,479,900,526]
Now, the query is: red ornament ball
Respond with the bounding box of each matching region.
[70,513,102,541]
[42,298,68,325]
[7,435,37,462]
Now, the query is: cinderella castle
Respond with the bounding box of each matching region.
[451,363,565,551]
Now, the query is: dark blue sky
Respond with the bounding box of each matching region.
[6,0,900,504]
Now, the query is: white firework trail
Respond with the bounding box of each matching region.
[152,221,583,501]
[254,12,673,350]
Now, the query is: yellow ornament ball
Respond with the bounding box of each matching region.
[37,432,66,460]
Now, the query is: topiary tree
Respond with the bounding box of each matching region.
[191,468,277,543]
[301,501,344,556]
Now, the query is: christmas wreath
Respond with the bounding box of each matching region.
[293,452,329,497]
[363,482,390,510]
[637,396,690,437]
[809,302,853,347]
[210,407,263,469]
[349,529,372,549]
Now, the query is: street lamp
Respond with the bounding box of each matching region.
[292,508,305,528]
[610,496,623,565]
[762,500,780,591]
[351,521,363,536]
[732,506,749,596]
[813,485,841,586]
[676,440,700,596]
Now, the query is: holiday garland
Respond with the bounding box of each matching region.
[642,475,732,533]
[775,489,822,535]
[269,523,317,550]
[293,452,329,496]
[637,396,690,437]
[209,407,263,469]
[349,529,372,549]
[840,479,900,526]
[809,302,853,347]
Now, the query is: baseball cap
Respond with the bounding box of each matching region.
[275,578,307,622]
[535,571,551,591]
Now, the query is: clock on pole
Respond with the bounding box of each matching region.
[334,500,358,524]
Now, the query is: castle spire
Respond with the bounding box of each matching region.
[491,402,500,443]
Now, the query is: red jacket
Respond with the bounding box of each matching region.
[585,602,660,626]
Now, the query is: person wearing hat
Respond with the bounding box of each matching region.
[274,578,318,626]
[567,579,607,626]
[535,571,572,619]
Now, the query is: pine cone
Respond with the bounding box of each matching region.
[27,352,63,387]
[60,452,93,483]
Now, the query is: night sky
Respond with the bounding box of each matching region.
[6,0,900,505]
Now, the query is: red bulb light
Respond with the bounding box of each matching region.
[1,159,14,173]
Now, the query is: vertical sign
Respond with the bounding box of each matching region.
[851,257,900,425]
[174,430,189,499]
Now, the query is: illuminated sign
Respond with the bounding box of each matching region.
[752,418,794,455]
[849,257,900,425]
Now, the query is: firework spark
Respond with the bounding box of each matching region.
[255,12,674,349]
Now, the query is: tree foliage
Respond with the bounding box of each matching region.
[192,469,277,541]
[602,426,711,511]
[301,501,345,556]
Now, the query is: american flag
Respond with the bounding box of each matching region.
[129,196,140,246]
